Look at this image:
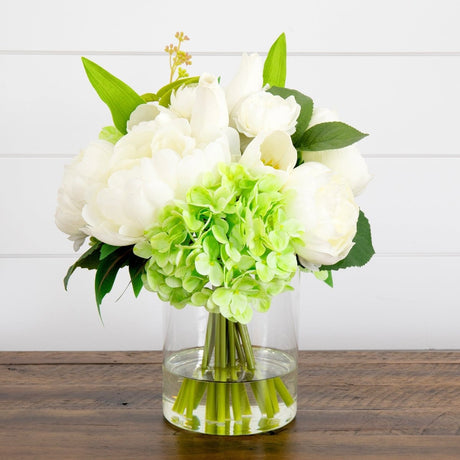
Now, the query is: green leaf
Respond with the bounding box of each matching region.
[263,33,287,88]
[129,255,146,298]
[298,121,368,151]
[94,247,132,313]
[81,57,145,134]
[267,87,313,145]
[141,92,158,102]
[99,126,123,144]
[63,241,102,290]
[156,76,199,108]
[321,210,375,271]
[100,244,120,260]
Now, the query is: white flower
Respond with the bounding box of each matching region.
[80,105,234,245]
[170,84,197,120]
[231,90,300,138]
[302,107,372,195]
[127,103,160,131]
[190,73,229,144]
[82,158,174,246]
[308,107,339,128]
[302,145,372,196]
[240,131,297,179]
[225,53,263,114]
[55,140,113,250]
[283,162,359,267]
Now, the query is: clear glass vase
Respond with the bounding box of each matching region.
[162,276,299,435]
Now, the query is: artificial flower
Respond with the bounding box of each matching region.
[283,162,359,267]
[55,140,113,250]
[231,90,300,138]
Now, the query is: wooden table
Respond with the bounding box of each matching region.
[1,351,460,459]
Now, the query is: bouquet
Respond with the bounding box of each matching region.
[55,32,374,435]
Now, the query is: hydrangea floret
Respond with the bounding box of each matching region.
[134,162,303,324]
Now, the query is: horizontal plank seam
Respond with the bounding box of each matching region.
[3,50,460,57]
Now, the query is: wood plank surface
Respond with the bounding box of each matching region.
[1,351,460,459]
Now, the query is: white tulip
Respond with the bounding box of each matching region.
[240,131,297,179]
[231,90,300,138]
[127,103,160,131]
[225,53,263,114]
[170,84,197,120]
[82,158,174,246]
[190,73,229,144]
[284,162,359,267]
[302,145,372,196]
[302,107,371,195]
[55,140,113,250]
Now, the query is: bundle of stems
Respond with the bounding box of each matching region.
[172,312,295,434]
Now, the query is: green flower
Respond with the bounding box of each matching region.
[134,162,303,323]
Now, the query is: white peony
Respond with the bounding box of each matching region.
[240,130,297,179]
[126,103,160,131]
[283,162,359,267]
[302,107,371,196]
[81,99,234,246]
[82,158,174,246]
[55,140,113,250]
[225,53,263,114]
[231,90,300,138]
[302,145,372,196]
[308,107,339,128]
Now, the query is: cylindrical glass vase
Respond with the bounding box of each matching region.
[162,277,299,435]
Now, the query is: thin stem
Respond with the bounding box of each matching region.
[201,312,215,370]
[274,377,295,407]
[237,323,255,371]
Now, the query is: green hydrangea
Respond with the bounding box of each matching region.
[134,163,304,323]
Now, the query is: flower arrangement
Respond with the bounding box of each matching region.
[56,32,374,435]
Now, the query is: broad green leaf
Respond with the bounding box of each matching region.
[298,121,368,151]
[64,241,102,290]
[321,211,375,271]
[267,86,313,145]
[81,57,145,134]
[100,243,120,260]
[94,246,132,312]
[263,33,287,87]
[98,126,123,144]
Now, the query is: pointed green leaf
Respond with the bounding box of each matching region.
[321,210,375,271]
[81,57,145,134]
[129,255,146,297]
[268,87,313,145]
[263,33,287,88]
[94,247,132,313]
[63,241,102,290]
[298,121,368,151]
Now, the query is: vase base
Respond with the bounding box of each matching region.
[163,347,297,435]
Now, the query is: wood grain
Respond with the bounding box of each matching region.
[1,351,460,459]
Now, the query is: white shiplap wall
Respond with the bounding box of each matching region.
[1,0,460,350]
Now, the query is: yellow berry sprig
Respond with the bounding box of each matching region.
[165,32,192,83]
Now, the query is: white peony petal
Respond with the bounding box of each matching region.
[302,145,372,196]
[283,162,359,266]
